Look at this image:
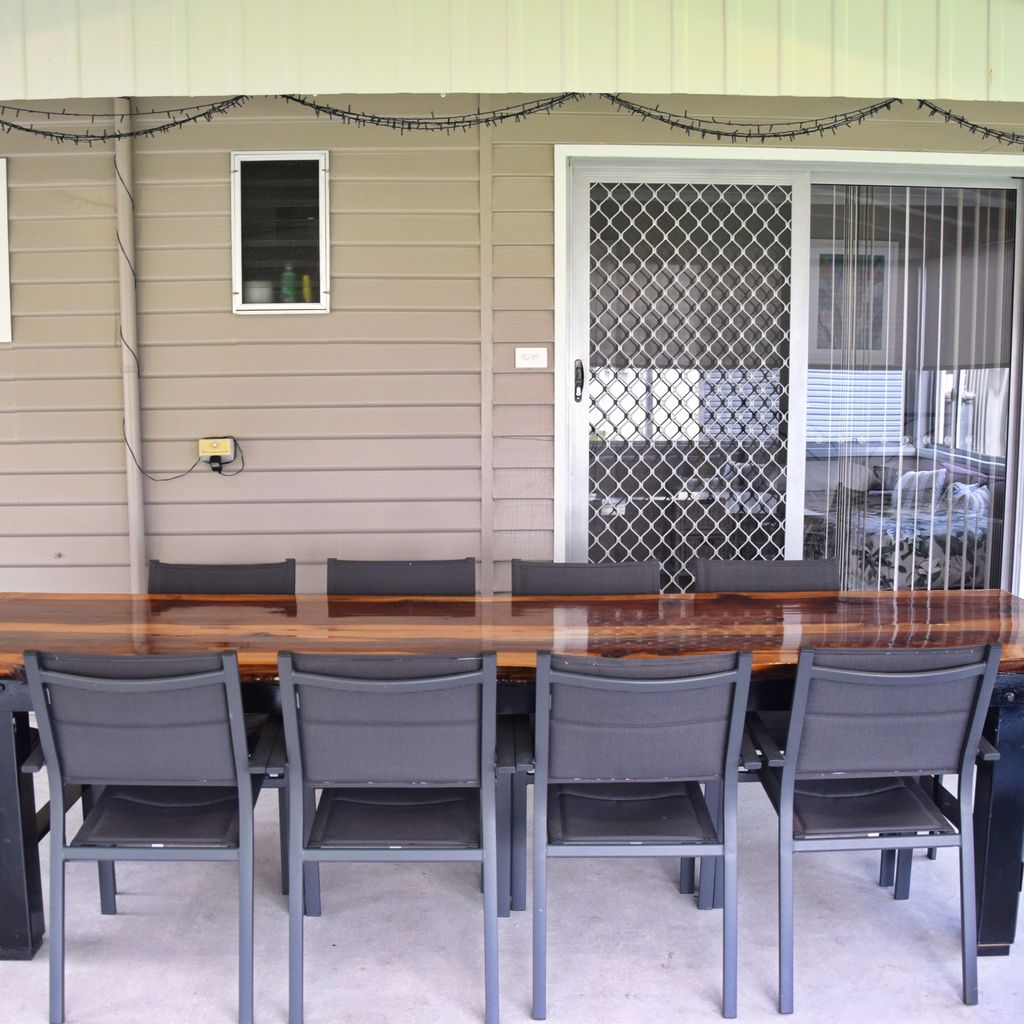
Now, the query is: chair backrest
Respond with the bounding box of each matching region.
[785,645,1000,781]
[511,559,661,596]
[326,557,476,596]
[536,651,751,784]
[692,557,841,594]
[24,651,249,789]
[278,651,496,787]
[148,558,296,595]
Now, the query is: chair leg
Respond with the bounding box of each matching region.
[698,781,722,910]
[723,843,738,1019]
[959,835,979,1005]
[302,788,321,917]
[279,785,289,895]
[779,840,795,1015]
[49,852,66,1024]
[239,849,254,1024]
[482,843,500,1024]
[496,772,512,918]
[894,847,913,900]
[532,844,547,1020]
[289,850,305,1023]
[511,772,529,912]
[878,849,896,887]
[82,786,117,914]
[679,857,695,895]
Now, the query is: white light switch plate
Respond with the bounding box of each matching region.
[515,347,548,369]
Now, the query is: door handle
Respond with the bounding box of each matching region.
[574,360,584,402]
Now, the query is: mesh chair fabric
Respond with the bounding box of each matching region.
[547,781,718,844]
[693,558,841,593]
[791,777,956,839]
[796,647,991,777]
[547,652,744,782]
[511,559,661,595]
[72,785,240,848]
[326,557,476,595]
[309,788,481,849]
[147,558,296,595]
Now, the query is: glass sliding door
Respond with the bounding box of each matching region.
[803,185,1015,590]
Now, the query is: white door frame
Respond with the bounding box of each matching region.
[553,145,1024,592]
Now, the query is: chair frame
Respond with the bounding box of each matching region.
[279,651,500,1024]
[532,650,752,1020]
[510,559,661,596]
[25,650,256,1024]
[761,645,1000,1013]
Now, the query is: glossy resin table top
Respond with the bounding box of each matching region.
[0,588,1022,680]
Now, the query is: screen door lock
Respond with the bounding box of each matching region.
[574,360,584,402]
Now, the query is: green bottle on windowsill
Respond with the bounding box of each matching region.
[279,263,298,303]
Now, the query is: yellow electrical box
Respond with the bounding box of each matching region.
[198,437,236,462]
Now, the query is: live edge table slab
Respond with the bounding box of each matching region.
[0,589,1022,960]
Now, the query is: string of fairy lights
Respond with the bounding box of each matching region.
[0,93,1021,147]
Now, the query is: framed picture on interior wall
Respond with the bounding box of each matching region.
[810,241,900,363]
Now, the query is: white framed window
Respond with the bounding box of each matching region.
[230,151,329,314]
[0,159,10,342]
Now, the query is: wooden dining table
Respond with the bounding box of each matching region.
[0,587,1022,961]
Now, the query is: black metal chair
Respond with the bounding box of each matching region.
[25,650,257,1024]
[147,558,298,902]
[279,651,499,1024]
[692,557,841,594]
[757,644,1000,1012]
[326,557,476,595]
[532,650,752,1020]
[148,558,296,594]
[511,559,661,596]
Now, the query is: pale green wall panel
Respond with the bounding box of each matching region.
[564,0,617,92]
[990,0,1024,102]
[295,0,347,95]
[0,0,28,101]
[241,0,300,95]
[132,1,189,99]
[725,0,780,96]
[3,0,1024,101]
[886,0,938,98]
[618,0,673,93]
[77,0,135,98]
[186,0,243,96]
[23,0,80,99]
[779,1,833,98]
[832,0,886,98]
[451,0,509,92]
[394,0,452,93]
[507,0,563,91]
[671,0,726,94]
[937,0,989,101]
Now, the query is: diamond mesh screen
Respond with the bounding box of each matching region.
[588,182,792,591]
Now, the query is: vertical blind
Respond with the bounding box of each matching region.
[803,185,1016,591]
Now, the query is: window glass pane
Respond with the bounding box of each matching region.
[239,158,320,304]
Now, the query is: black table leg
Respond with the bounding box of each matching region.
[975,685,1024,956]
[0,709,45,959]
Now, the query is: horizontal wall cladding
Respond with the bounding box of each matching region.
[0,116,124,592]
[5,92,1024,592]
[2,1,1024,102]
[127,97,483,588]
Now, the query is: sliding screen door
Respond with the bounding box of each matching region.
[804,185,1015,590]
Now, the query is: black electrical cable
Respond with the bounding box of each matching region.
[122,420,201,482]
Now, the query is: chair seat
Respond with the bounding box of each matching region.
[547,781,719,845]
[793,777,956,839]
[72,785,240,848]
[309,787,481,849]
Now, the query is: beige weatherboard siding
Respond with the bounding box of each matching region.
[2,0,1024,102]
[2,94,1024,592]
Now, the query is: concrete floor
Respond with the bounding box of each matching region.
[1,778,1022,1024]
